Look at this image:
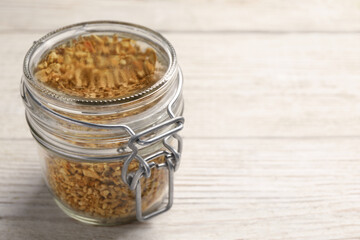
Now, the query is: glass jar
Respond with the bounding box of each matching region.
[20,21,184,225]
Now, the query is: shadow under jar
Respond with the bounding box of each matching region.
[20,21,184,225]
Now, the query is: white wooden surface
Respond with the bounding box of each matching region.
[1,1,360,239]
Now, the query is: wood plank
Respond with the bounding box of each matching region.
[1,1,360,239]
[0,0,359,33]
[0,33,359,139]
[1,138,360,239]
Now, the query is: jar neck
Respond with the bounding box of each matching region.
[23,65,181,124]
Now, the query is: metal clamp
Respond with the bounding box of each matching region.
[121,117,184,189]
[136,153,175,221]
[120,72,184,221]
[123,129,183,222]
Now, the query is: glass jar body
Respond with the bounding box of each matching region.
[38,144,169,225]
[21,21,184,225]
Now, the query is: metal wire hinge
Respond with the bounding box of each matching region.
[120,69,185,222]
[121,116,184,222]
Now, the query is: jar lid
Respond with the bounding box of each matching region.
[23,21,177,105]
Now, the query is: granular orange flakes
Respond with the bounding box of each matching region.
[35,34,157,99]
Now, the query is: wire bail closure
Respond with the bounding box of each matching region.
[123,120,184,221]
[120,70,184,221]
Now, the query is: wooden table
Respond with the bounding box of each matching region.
[1,1,360,239]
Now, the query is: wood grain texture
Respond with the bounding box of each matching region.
[2,138,360,240]
[0,0,360,32]
[1,0,360,239]
[0,33,359,139]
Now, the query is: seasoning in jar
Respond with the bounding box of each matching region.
[44,150,167,220]
[21,22,184,225]
[35,34,170,222]
[35,35,158,99]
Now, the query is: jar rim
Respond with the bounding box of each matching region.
[23,20,177,105]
